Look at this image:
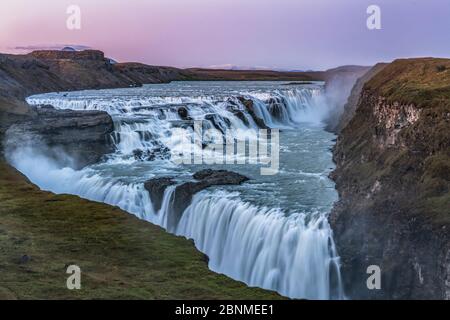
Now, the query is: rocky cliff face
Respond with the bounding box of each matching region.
[331,58,450,299]
[4,105,115,169]
[29,49,106,61]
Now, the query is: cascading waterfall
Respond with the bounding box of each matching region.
[177,191,343,300]
[15,82,344,300]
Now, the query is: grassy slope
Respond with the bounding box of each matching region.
[366,58,450,107]
[0,160,280,300]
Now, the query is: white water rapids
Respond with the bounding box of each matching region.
[8,81,344,299]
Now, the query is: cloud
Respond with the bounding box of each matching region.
[204,64,284,71]
[12,44,92,52]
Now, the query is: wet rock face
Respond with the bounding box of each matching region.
[226,101,250,126]
[330,57,450,300]
[177,107,191,120]
[132,143,171,162]
[204,114,230,134]
[267,96,287,121]
[372,98,421,148]
[144,177,176,212]
[4,105,115,169]
[237,97,268,129]
[169,170,249,231]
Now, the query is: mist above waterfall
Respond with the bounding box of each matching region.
[323,68,370,131]
[4,133,81,191]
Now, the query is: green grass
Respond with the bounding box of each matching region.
[365,58,450,107]
[0,160,282,300]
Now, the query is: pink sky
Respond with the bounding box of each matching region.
[1,0,449,70]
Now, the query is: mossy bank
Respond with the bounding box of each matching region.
[0,160,281,299]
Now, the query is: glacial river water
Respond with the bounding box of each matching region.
[9,81,344,299]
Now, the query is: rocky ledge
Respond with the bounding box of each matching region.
[145,169,249,231]
[4,105,115,169]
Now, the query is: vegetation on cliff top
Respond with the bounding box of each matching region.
[0,160,280,299]
[365,58,450,107]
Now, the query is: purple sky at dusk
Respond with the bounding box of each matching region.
[1,0,449,70]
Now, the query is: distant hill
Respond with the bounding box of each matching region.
[62,46,76,52]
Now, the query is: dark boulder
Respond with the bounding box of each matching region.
[166,170,249,231]
[192,169,249,183]
[237,97,268,129]
[19,255,31,264]
[177,106,190,120]
[267,97,287,120]
[144,177,176,212]
[133,149,144,160]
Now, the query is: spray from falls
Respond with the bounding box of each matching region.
[16,83,344,299]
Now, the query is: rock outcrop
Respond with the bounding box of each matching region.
[237,97,268,128]
[4,105,115,169]
[145,170,249,231]
[173,170,248,215]
[29,49,106,61]
[144,177,176,212]
[331,58,450,299]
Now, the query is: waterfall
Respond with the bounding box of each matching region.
[176,191,344,300]
[157,185,177,228]
[27,86,327,157]
[17,82,344,300]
